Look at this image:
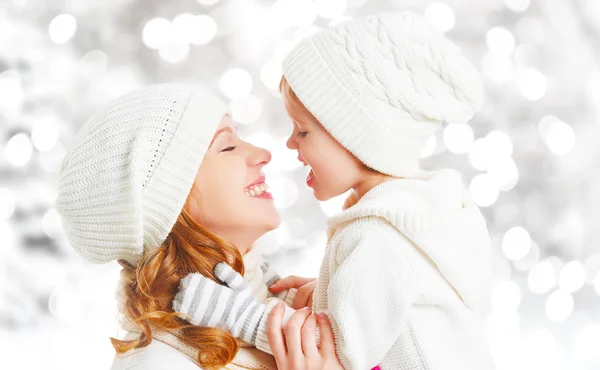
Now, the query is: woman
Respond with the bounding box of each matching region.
[56,84,341,369]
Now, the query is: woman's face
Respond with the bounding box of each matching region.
[186,115,281,254]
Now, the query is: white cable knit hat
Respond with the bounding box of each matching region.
[282,11,484,177]
[56,84,228,265]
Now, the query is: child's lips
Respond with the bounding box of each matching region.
[306,168,315,187]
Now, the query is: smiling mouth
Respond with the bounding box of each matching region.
[306,165,317,187]
[244,182,269,197]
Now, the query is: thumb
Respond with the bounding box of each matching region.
[214,262,247,290]
[317,312,336,356]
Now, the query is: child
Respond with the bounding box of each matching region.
[174,11,495,370]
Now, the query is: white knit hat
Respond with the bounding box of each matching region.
[56,84,228,265]
[282,11,484,177]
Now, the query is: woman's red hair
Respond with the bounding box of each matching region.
[110,207,244,369]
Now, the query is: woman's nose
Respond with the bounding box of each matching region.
[249,144,271,167]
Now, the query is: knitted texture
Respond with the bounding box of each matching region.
[173,262,298,355]
[114,249,282,369]
[244,247,297,304]
[312,170,495,369]
[282,11,484,177]
[56,84,228,265]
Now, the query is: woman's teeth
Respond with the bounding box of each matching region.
[244,183,268,197]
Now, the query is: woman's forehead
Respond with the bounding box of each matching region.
[215,115,239,134]
[217,114,236,129]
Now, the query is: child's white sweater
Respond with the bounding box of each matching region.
[315,170,496,370]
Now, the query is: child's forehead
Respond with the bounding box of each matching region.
[284,100,316,126]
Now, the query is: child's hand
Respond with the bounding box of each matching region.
[267,304,344,370]
[269,276,317,309]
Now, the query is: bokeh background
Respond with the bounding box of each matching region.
[1,0,599,368]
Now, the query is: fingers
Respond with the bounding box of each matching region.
[269,275,316,293]
[317,313,336,356]
[214,262,247,290]
[300,313,319,358]
[292,280,317,309]
[285,308,313,360]
[267,302,288,363]
[173,273,203,312]
[173,273,220,325]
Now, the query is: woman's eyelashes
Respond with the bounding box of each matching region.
[221,146,237,152]
[218,134,238,153]
[297,131,307,138]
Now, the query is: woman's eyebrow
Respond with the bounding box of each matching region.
[210,127,234,146]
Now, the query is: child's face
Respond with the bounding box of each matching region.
[283,96,366,201]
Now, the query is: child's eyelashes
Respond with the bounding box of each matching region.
[221,146,237,152]
[297,131,308,138]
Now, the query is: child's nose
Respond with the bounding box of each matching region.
[286,135,297,150]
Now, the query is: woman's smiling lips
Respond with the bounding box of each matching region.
[244,175,273,200]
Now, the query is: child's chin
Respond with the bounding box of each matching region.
[313,190,333,202]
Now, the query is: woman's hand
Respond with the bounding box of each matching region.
[266,303,344,370]
[269,276,317,309]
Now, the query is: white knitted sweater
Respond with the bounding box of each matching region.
[314,169,496,370]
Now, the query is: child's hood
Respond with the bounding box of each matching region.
[327,169,493,310]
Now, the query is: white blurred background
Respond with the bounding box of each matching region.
[1,0,599,368]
